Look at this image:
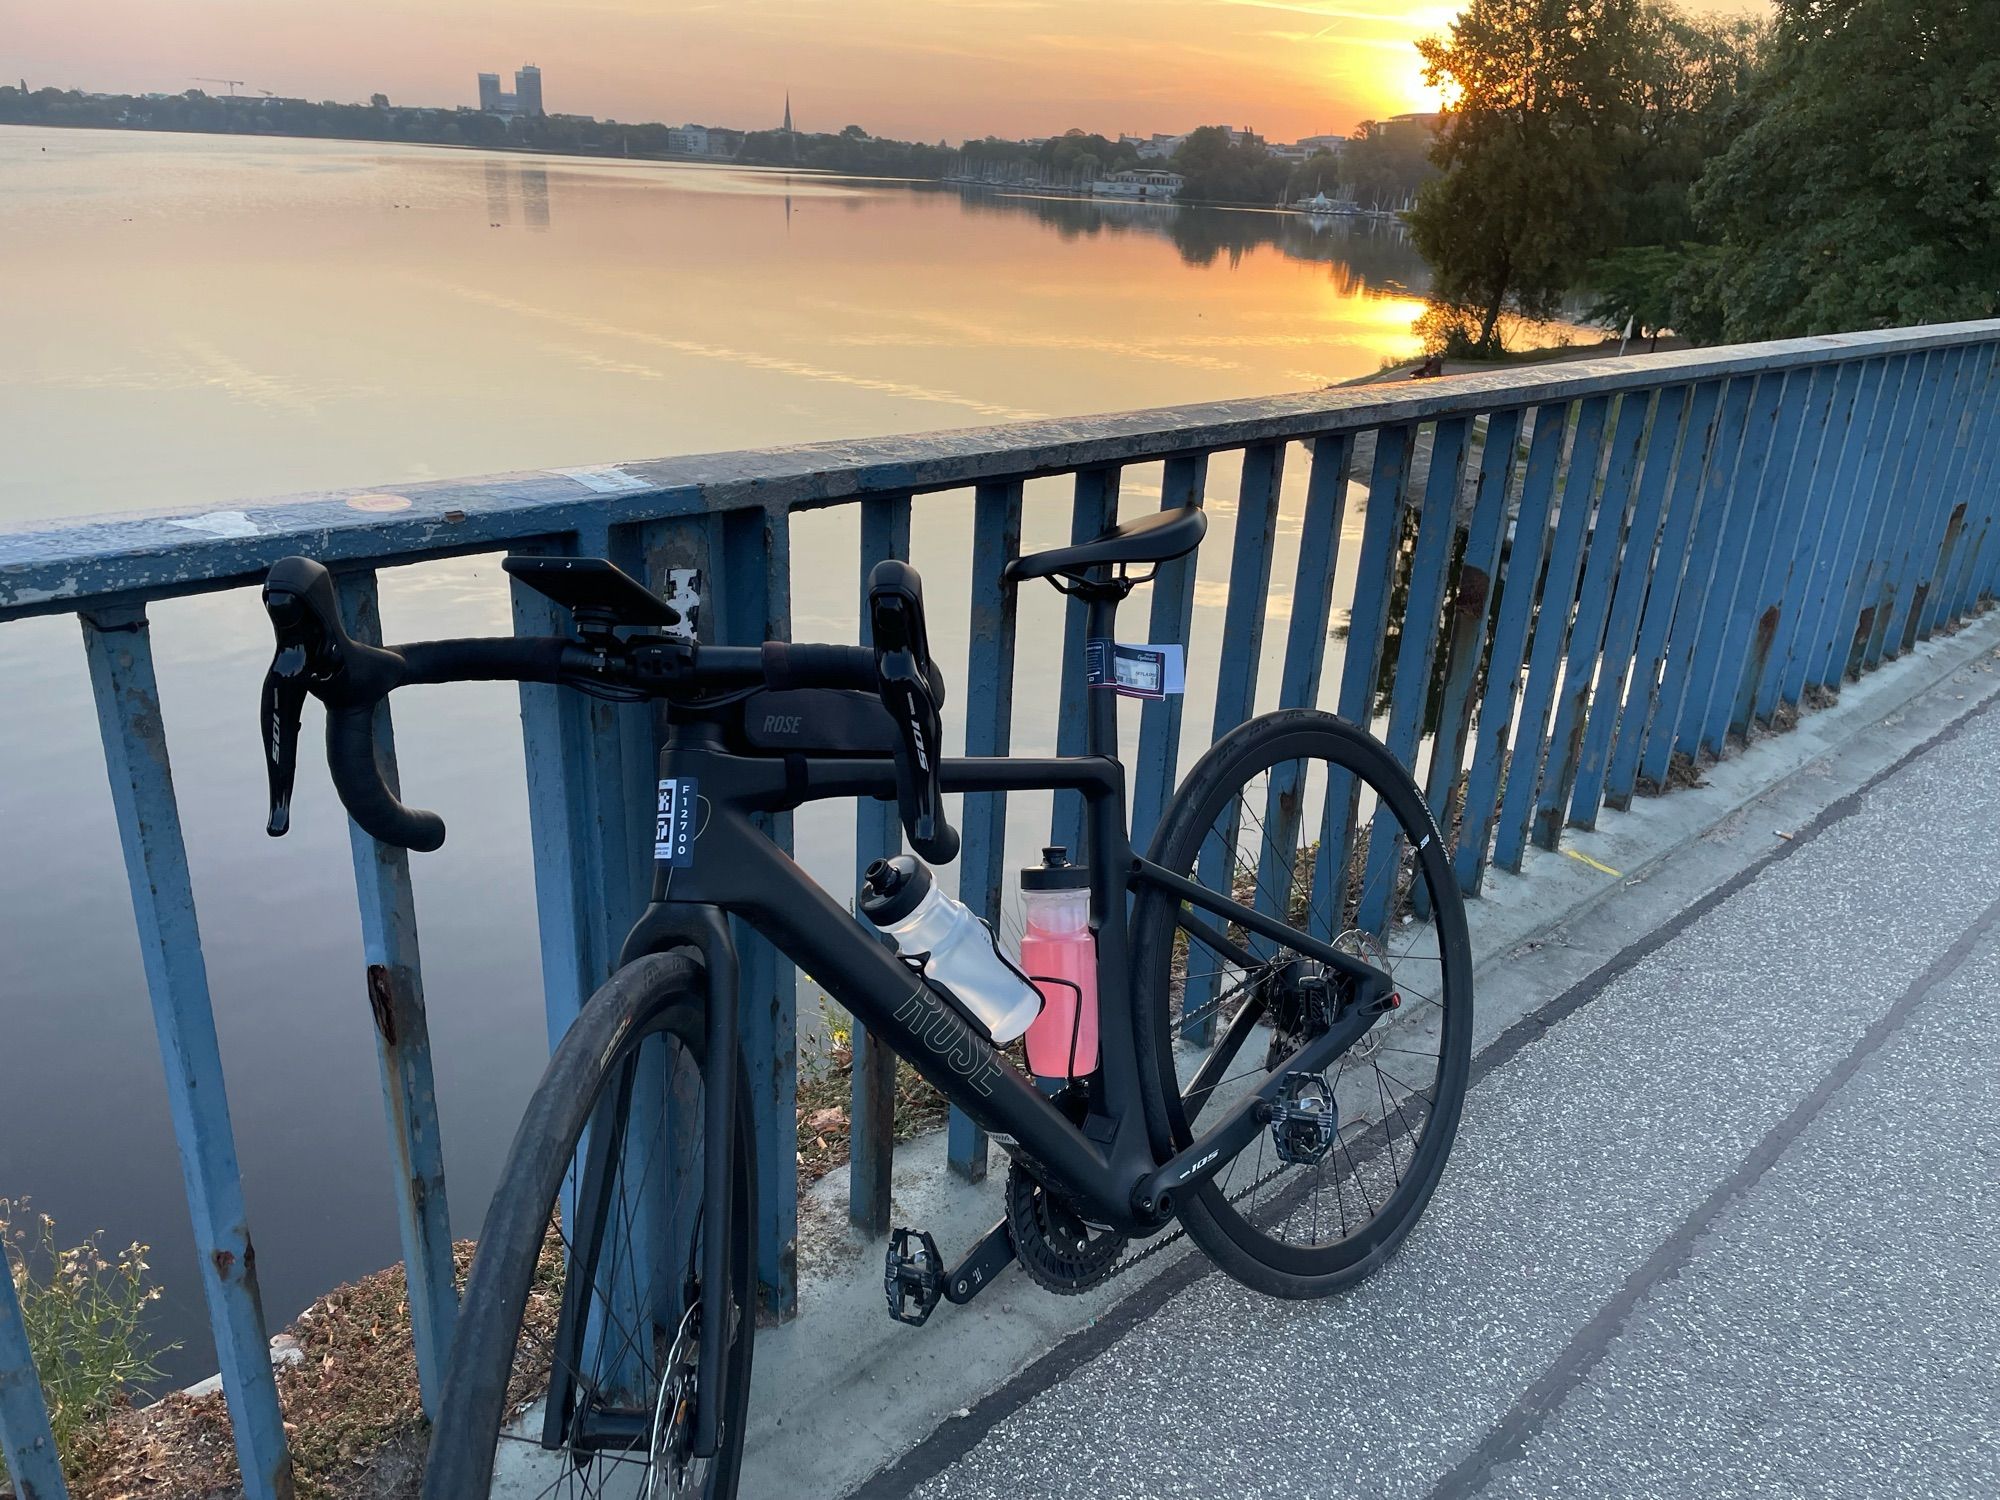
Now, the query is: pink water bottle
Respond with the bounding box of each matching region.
[1020,847,1097,1088]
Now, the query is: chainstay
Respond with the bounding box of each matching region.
[1107,1158,1290,1279]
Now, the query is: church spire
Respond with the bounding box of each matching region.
[782,90,793,134]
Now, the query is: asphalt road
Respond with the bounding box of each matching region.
[851,693,2000,1500]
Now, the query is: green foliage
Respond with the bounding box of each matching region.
[1,1200,173,1480]
[1170,126,1290,206]
[1406,0,1757,351]
[736,126,953,176]
[1583,244,1686,341]
[1342,118,1437,209]
[1689,0,2000,339]
[953,129,1141,184]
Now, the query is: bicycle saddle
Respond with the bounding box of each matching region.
[1006,505,1207,583]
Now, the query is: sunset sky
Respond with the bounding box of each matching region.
[10,0,1762,145]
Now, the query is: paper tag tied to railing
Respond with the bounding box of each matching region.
[1085,641,1186,700]
[655,777,699,867]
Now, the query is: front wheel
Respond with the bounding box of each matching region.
[425,952,756,1499]
[1131,710,1473,1299]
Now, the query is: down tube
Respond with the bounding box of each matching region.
[713,812,1130,1216]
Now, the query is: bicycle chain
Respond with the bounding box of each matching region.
[1106,1158,1290,1279]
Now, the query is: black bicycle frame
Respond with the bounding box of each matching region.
[603,585,1391,1456]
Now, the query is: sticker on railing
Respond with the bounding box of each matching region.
[553,465,650,494]
[655,777,700,867]
[166,509,261,538]
[1085,641,1186,699]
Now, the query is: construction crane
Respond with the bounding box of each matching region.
[193,77,246,96]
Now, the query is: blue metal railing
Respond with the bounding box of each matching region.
[4,322,1999,1497]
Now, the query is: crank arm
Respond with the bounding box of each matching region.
[943,1218,1017,1306]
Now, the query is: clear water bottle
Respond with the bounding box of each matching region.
[1020,847,1098,1087]
[859,856,1042,1043]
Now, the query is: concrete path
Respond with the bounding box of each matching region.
[848,691,2000,1500]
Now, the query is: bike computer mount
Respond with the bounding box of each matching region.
[502,556,700,644]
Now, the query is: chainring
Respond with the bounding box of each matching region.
[1005,1162,1127,1295]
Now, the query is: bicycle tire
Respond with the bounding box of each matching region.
[1131,709,1474,1299]
[424,951,756,1498]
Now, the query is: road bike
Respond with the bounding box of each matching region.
[258,503,1473,1497]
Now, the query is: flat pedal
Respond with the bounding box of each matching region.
[884,1227,944,1326]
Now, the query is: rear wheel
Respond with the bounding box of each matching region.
[1131,710,1473,1299]
[425,952,755,1499]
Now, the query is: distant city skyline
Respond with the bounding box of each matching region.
[6,0,1767,144]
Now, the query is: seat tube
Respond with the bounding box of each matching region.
[1085,584,1123,761]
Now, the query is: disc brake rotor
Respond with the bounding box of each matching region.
[644,1302,704,1499]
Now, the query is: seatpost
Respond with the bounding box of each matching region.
[1083,572,1124,762]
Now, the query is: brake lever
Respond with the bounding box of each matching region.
[868,561,958,865]
[260,560,342,838]
[261,642,308,836]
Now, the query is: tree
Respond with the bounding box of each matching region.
[1688,0,2000,339]
[1341,119,1435,209]
[1170,126,1289,206]
[1407,0,1655,353]
[1582,244,1683,345]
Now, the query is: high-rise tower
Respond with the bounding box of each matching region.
[477,72,503,113]
[515,64,543,117]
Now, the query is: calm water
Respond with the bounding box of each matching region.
[0,125,1435,1378]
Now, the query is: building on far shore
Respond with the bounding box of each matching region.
[476,64,544,117]
[515,65,543,118]
[1091,168,1184,201]
[667,123,710,155]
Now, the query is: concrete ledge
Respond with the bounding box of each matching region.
[743,607,2000,1500]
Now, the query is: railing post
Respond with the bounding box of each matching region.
[332,571,458,1419]
[1604,381,1723,810]
[1492,393,1612,872]
[79,607,294,1500]
[1356,417,1468,932]
[1778,358,1887,707]
[1737,365,1841,733]
[1312,423,1413,921]
[1569,385,1691,830]
[1533,390,1653,849]
[1051,467,1121,856]
[1183,442,1285,1036]
[1687,370,1798,757]
[1424,412,1519,839]
[1940,345,2000,619]
[1878,347,1972,660]
[1454,403,1568,893]
[952,479,1026,1184]
[1257,435,1355,927]
[1812,354,1918,688]
[1915,343,1998,640]
[848,495,912,1235]
[1859,350,1950,672]
[714,505,800,1319]
[1656,374,1768,768]
[0,1254,68,1500]
[1129,454,1211,853]
[512,520,665,1377]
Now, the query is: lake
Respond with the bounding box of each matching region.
[0,124,1439,1378]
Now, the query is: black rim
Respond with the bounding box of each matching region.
[1147,723,1471,1274]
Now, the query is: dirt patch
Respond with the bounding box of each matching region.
[795,1038,952,1197]
[56,1246,478,1500]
